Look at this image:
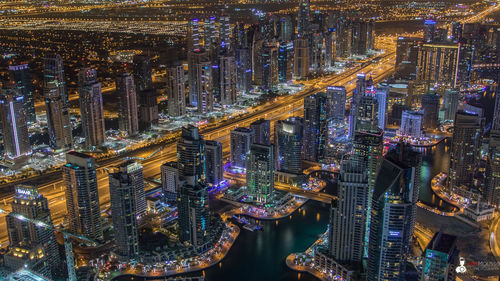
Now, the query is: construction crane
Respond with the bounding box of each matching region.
[0,207,100,281]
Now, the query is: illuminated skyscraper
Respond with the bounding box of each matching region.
[443,89,459,122]
[485,130,500,206]
[0,83,31,162]
[275,117,303,178]
[109,161,142,260]
[188,50,210,107]
[44,81,72,151]
[355,95,379,133]
[303,92,328,162]
[367,145,421,281]
[44,54,67,106]
[278,41,294,83]
[246,143,274,204]
[196,61,214,114]
[166,62,186,117]
[250,119,271,146]
[326,86,346,123]
[5,185,60,278]
[78,68,106,149]
[161,162,179,201]
[448,111,483,194]
[420,232,459,281]
[297,0,311,37]
[230,127,253,169]
[9,64,36,123]
[219,55,237,106]
[400,110,424,138]
[395,37,420,80]
[133,55,158,131]
[293,38,310,79]
[416,43,460,90]
[177,125,206,187]
[205,140,223,187]
[374,87,388,130]
[424,19,437,43]
[116,73,139,136]
[63,151,103,241]
[235,47,252,94]
[260,44,279,91]
[328,155,368,264]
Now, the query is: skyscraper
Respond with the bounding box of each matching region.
[278,41,294,83]
[443,89,459,122]
[44,54,68,106]
[44,81,72,151]
[250,119,271,145]
[349,74,373,138]
[219,55,237,106]
[63,151,103,241]
[355,94,379,133]
[108,161,142,260]
[166,62,186,117]
[400,110,424,138]
[395,37,420,80]
[326,86,346,123]
[188,50,210,107]
[0,83,31,162]
[328,155,368,264]
[78,68,106,149]
[261,44,279,91]
[448,111,483,194]
[196,61,214,114]
[274,117,303,179]
[5,185,60,277]
[116,73,139,136]
[484,130,500,206]
[246,143,274,204]
[133,55,158,131]
[205,140,223,187]
[9,64,36,123]
[303,92,328,162]
[297,0,311,37]
[235,47,252,94]
[416,43,460,90]
[177,125,206,186]
[161,162,179,201]
[424,19,437,43]
[336,19,353,58]
[420,232,459,281]
[367,145,421,281]
[230,127,254,169]
[421,92,440,130]
[493,90,500,131]
[293,38,310,79]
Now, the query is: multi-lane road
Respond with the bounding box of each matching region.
[0,50,396,244]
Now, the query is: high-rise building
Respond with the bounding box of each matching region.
[443,89,460,122]
[278,41,294,83]
[349,74,373,138]
[297,0,311,37]
[188,50,210,107]
[279,16,294,42]
[187,18,201,51]
[448,111,483,193]
[293,38,310,79]
[235,48,252,94]
[367,145,421,281]
[274,117,303,176]
[493,90,500,131]
[395,37,420,80]
[116,73,139,136]
[219,55,237,106]
[5,185,60,277]
[109,161,142,260]
[219,16,231,51]
[355,94,379,133]
[63,151,103,240]
[250,119,271,145]
[326,86,346,123]
[166,62,186,117]
[177,125,206,186]
[351,20,373,56]
[133,55,158,131]
[328,155,368,264]
[44,81,72,151]
[424,19,437,43]
[9,64,36,123]
[230,127,254,169]
[78,68,106,149]
[44,54,67,106]
[485,130,500,206]
[261,44,279,91]
[205,140,223,187]
[374,87,388,130]
[246,143,274,204]
[303,92,328,162]
[400,110,424,138]
[161,162,179,201]
[196,61,214,114]
[336,19,352,58]
[416,43,460,90]
[420,232,459,281]
[0,83,31,161]
[421,92,440,130]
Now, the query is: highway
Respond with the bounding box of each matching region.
[0,49,396,244]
